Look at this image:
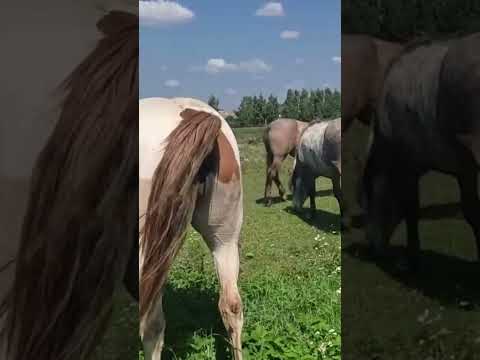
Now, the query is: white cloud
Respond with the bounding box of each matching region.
[225,88,237,96]
[280,30,300,40]
[164,79,180,87]
[201,58,272,74]
[295,57,305,65]
[206,58,238,74]
[238,58,272,73]
[140,0,194,26]
[255,2,285,17]
[332,56,341,64]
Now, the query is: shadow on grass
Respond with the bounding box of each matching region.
[162,285,232,360]
[284,206,340,232]
[255,189,334,206]
[344,243,480,308]
[347,201,463,230]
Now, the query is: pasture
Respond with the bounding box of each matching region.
[136,126,341,359]
[342,121,480,359]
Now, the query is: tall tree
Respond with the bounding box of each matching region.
[207,95,220,111]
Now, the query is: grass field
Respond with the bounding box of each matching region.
[135,126,341,359]
[342,121,480,359]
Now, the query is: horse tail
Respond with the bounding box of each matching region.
[0,11,138,360]
[140,109,222,319]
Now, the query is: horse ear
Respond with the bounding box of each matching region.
[97,11,138,36]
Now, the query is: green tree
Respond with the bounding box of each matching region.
[282,89,300,119]
[299,89,314,121]
[235,96,255,127]
[207,95,220,111]
[265,95,280,124]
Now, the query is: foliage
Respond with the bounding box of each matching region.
[207,95,220,111]
[229,88,341,128]
[342,0,480,40]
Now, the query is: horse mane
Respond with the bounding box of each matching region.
[0,10,138,360]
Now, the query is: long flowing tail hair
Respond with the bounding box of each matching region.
[0,11,138,360]
[140,109,222,319]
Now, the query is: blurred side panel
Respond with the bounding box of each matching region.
[342,1,480,359]
[0,1,139,359]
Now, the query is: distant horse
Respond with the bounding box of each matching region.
[0,9,138,360]
[139,97,244,360]
[291,118,342,219]
[263,118,308,206]
[363,33,480,269]
[342,34,404,133]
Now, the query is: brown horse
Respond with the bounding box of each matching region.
[0,9,138,360]
[342,34,404,134]
[263,118,308,206]
[139,97,244,360]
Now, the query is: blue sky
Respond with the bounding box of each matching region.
[140,1,340,111]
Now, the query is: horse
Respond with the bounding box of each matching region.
[263,118,309,206]
[139,97,244,360]
[291,118,342,219]
[363,33,480,269]
[342,34,404,134]
[0,7,138,360]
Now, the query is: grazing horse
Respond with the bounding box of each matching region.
[263,118,308,206]
[139,97,244,360]
[363,33,480,269]
[0,8,138,360]
[342,34,404,133]
[291,118,342,219]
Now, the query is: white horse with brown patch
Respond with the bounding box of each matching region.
[139,97,244,360]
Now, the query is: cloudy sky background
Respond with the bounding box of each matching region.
[140,0,340,111]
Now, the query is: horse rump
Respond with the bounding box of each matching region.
[140,109,222,319]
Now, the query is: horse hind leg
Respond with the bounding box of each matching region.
[264,152,274,206]
[271,156,287,201]
[140,293,166,360]
[209,240,244,359]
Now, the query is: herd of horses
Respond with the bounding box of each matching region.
[0,7,478,359]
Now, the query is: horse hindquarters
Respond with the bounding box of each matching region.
[139,108,222,360]
[192,134,244,360]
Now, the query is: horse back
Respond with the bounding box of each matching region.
[297,121,334,177]
[264,118,299,157]
[378,43,451,167]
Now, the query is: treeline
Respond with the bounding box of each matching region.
[342,0,480,40]
[221,88,341,128]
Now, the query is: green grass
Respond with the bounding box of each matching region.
[93,288,140,359]
[148,126,341,359]
[342,120,480,360]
